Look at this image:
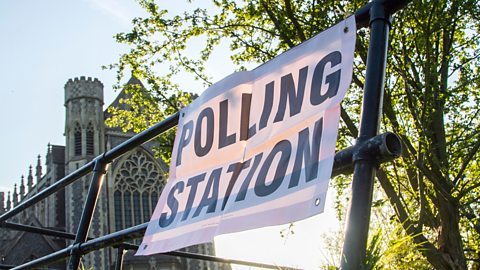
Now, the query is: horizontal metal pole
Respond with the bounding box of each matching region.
[354,0,410,28]
[332,132,402,177]
[114,242,299,269]
[11,246,72,270]
[166,250,299,269]
[81,224,300,270]
[0,161,94,222]
[103,111,180,162]
[79,223,148,253]
[9,224,143,269]
[2,221,78,240]
[115,242,300,269]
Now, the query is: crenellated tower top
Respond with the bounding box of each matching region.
[64,76,104,105]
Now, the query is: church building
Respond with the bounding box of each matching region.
[0,76,230,270]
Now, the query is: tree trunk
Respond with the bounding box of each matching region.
[437,195,467,269]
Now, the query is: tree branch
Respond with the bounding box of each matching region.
[340,105,358,138]
[453,137,480,188]
[260,0,296,48]
[283,0,306,41]
[415,161,454,203]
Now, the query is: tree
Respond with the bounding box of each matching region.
[107,0,480,268]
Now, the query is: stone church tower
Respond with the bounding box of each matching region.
[64,76,108,268]
[64,76,105,169]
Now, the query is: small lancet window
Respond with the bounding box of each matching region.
[86,122,94,155]
[74,123,82,156]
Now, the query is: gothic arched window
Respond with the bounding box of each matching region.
[86,122,94,155]
[113,149,165,231]
[74,123,82,156]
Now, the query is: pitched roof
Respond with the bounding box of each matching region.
[104,74,146,115]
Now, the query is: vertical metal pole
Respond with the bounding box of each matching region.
[68,159,107,269]
[341,2,391,269]
[114,246,126,270]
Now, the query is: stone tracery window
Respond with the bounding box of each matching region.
[113,149,165,231]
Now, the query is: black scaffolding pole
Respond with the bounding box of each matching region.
[341,0,409,269]
[67,159,108,269]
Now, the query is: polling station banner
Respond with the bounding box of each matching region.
[137,16,356,255]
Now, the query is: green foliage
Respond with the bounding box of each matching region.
[361,225,432,270]
[108,0,480,269]
[363,229,383,270]
[105,82,195,164]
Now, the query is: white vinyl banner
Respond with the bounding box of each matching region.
[137,16,356,255]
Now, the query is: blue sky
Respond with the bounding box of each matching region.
[0,0,145,192]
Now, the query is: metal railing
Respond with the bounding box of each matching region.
[0,1,410,269]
